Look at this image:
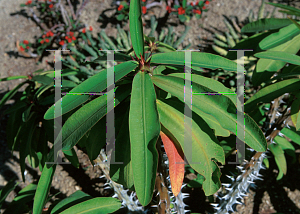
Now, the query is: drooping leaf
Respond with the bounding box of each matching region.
[46,84,131,166]
[50,191,92,214]
[268,143,287,180]
[291,92,300,131]
[33,164,56,214]
[241,18,292,33]
[255,51,300,66]
[0,81,28,110]
[255,34,300,74]
[244,79,300,112]
[129,0,144,58]
[274,136,296,163]
[160,130,184,197]
[151,52,244,71]
[59,197,121,214]
[129,71,160,206]
[44,61,138,120]
[156,98,225,196]
[267,2,300,16]
[0,75,27,82]
[151,75,267,152]
[259,20,300,50]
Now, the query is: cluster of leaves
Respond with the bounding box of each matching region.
[1,0,300,214]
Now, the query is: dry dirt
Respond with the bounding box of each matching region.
[0,0,300,213]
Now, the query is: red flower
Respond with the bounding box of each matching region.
[68,38,72,43]
[69,32,74,37]
[193,9,201,14]
[42,35,46,38]
[166,6,172,13]
[49,0,51,2]
[40,40,44,44]
[20,46,25,51]
[118,5,124,11]
[202,6,206,9]
[59,40,65,46]
[49,31,54,37]
[89,26,93,31]
[26,46,30,49]
[65,36,69,40]
[178,7,185,15]
[205,1,210,5]
[142,6,147,14]
[82,28,86,33]
[72,36,76,41]
[49,4,53,8]
[142,0,146,2]
[23,40,29,45]
[45,38,50,43]
[25,0,32,5]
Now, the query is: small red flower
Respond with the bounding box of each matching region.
[89,26,93,31]
[190,2,194,6]
[20,46,25,51]
[40,40,44,44]
[65,36,69,40]
[42,35,46,38]
[166,6,172,13]
[202,6,206,9]
[49,4,53,8]
[178,7,185,15]
[82,28,86,33]
[205,1,210,5]
[23,40,29,45]
[142,0,146,2]
[68,38,72,43]
[59,40,65,46]
[72,36,76,41]
[69,32,74,37]
[49,31,54,37]
[142,6,147,14]
[49,0,51,2]
[26,46,30,49]
[45,38,50,43]
[118,5,124,11]
[25,0,32,5]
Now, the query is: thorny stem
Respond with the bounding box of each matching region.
[66,0,76,20]
[29,8,49,31]
[75,0,90,26]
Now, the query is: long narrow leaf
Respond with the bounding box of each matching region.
[129,71,160,206]
[241,18,292,33]
[255,51,300,66]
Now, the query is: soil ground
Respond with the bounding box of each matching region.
[1,0,300,213]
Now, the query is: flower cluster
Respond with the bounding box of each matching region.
[19,40,31,52]
[40,30,54,44]
[82,26,93,34]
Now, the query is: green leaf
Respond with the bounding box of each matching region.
[59,197,121,214]
[267,2,300,16]
[3,183,37,214]
[0,180,19,209]
[0,75,27,82]
[0,81,28,110]
[129,71,160,206]
[92,52,132,63]
[129,0,144,58]
[47,84,131,165]
[291,92,300,130]
[150,52,244,71]
[63,148,79,168]
[255,51,300,66]
[44,61,138,120]
[241,18,293,33]
[268,143,287,180]
[259,20,300,50]
[156,98,225,195]
[32,75,54,85]
[274,136,296,163]
[255,34,300,74]
[33,164,56,214]
[110,106,134,189]
[151,75,267,152]
[281,127,300,146]
[244,79,300,112]
[50,191,92,214]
